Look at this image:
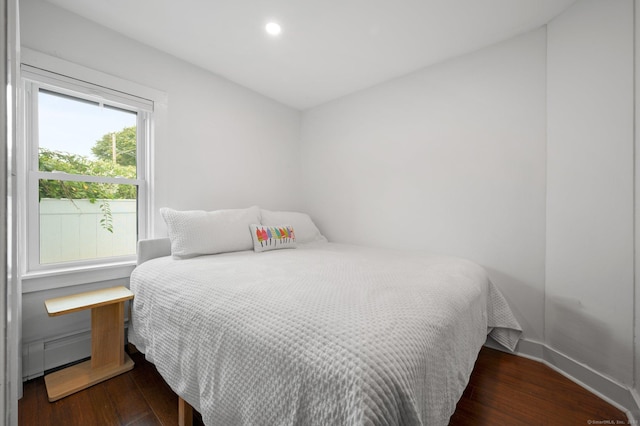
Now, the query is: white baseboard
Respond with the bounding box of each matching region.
[23,329,91,381]
[631,388,640,424]
[485,337,640,424]
[22,324,130,381]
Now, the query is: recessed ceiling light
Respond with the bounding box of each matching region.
[265,22,282,36]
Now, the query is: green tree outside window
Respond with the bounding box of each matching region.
[39,126,137,232]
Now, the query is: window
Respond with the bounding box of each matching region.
[22,65,152,272]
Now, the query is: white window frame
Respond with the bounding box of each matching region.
[18,50,165,291]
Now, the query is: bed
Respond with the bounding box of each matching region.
[129,207,521,425]
[129,245,521,424]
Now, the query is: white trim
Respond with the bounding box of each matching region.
[21,64,153,112]
[136,115,148,239]
[6,0,21,423]
[634,0,640,413]
[31,171,141,186]
[632,388,640,422]
[146,100,164,238]
[21,48,167,106]
[485,338,640,423]
[18,50,167,275]
[21,262,135,294]
[22,66,152,114]
[22,78,146,273]
[22,321,132,380]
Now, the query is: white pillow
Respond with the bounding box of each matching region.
[249,224,297,252]
[260,209,327,244]
[160,206,260,258]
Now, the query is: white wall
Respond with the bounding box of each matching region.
[300,29,548,342]
[20,0,302,233]
[301,0,638,400]
[546,0,634,386]
[19,0,302,376]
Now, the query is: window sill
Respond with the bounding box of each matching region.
[21,261,137,294]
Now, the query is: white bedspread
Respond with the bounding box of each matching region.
[129,242,521,425]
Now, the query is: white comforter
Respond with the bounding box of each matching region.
[129,242,521,425]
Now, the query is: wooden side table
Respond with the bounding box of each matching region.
[43,285,135,402]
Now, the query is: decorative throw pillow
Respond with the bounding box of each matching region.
[259,209,327,244]
[160,206,260,258]
[250,224,297,252]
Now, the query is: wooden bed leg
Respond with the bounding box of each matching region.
[178,397,194,426]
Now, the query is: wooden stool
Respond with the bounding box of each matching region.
[43,285,135,402]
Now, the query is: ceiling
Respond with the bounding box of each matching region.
[46,0,577,110]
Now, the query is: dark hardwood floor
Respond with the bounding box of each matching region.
[19,347,627,425]
[449,348,627,425]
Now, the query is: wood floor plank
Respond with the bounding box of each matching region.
[18,379,46,425]
[85,384,122,425]
[125,412,163,426]
[19,346,628,426]
[450,348,627,426]
[460,379,596,425]
[449,396,532,426]
[503,349,623,419]
[49,388,109,426]
[103,373,155,425]
[128,351,180,425]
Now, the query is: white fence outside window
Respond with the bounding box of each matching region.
[39,198,137,264]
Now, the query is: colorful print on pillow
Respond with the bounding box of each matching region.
[250,224,297,252]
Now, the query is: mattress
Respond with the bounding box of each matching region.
[129,242,521,425]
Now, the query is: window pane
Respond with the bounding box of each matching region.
[38,89,137,177]
[39,179,137,264]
